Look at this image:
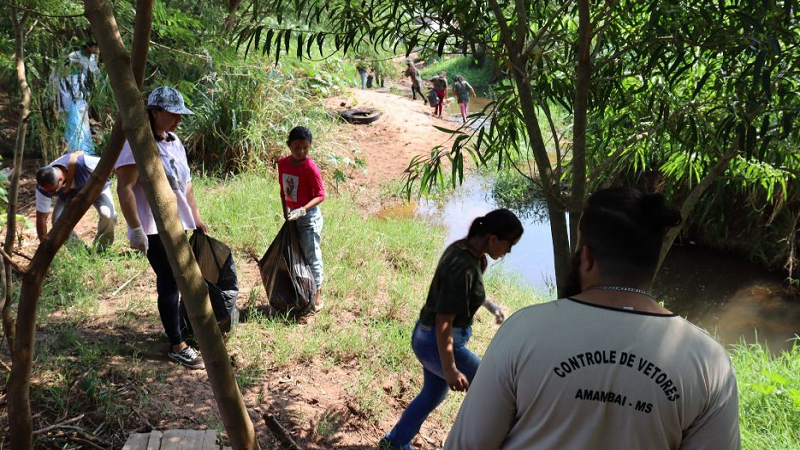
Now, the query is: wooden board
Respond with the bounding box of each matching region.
[200,430,219,450]
[122,433,150,450]
[146,430,163,450]
[161,430,186,450]
[123,429,222,450]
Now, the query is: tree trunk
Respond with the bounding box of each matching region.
[83,1,261,449]
[655,145,740,276]
[2,4,31,356]
[487,0,572,296]
[569,0,591,250]
[5,1,153,447]
[511,73,572,296]
[223,0,244,33]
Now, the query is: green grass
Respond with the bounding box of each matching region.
[731,341,800,450]
[16,173,800,448]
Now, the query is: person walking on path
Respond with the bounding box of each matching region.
[356,59,368,89]
[403,60,426,104]
[432,72,448,118]
[277,126,326,311]
[378,209,523,450]
[452,75,477,123]
[444,187,741,450]
[34,151,116,250]
[115,86,207,370]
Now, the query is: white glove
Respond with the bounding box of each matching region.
[129,226,149,253]
[287,207,307,221]
[483,299,505,325]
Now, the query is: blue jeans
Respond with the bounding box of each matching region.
[384,321,481,449]
[297,206,323,288]
[359,70,367,89]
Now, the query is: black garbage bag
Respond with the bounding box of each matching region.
[258,221,317,317]
[181,231,240,335]
[427,89,440,107]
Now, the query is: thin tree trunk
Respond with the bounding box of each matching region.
[223,0,244,32]
[569,0,591,249]
[655,145,739,276]
[2,3,31,356]
[83,1,260,449]
[5,1,153,447]
[514,76,572,296]
[487,0,572,296]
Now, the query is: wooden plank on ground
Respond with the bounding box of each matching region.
[122,433,150,450]
[161,429,187,450]
[180,430,205,450]
[146,430,163,450]
[200,430,218,450]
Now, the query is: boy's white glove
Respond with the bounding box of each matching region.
[287,207,307,221]
[483,299,505,325]
[129,226,149,253]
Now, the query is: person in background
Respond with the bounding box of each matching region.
[431,72,448,118]
[356,60,368,89]
[403,60,426,104]
[379,209,523,450]
[34,151,116,250]
[115,86,207,370]
[67,41,100,78]
[54,41,101,154]
[452,75,477,123]
[444,187,740,450]
[277,126,326,311]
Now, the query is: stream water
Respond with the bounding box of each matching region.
[382,176,800,351]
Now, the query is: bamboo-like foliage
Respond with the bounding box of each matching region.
[237,0,800,280]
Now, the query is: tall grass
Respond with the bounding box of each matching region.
[731,341,800,450]
[14,174,800,448]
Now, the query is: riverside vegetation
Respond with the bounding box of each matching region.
[12,171,799,449]
[2,0,799,447]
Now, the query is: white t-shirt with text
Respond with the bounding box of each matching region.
[445,298,741,450]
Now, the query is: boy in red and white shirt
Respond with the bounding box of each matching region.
[277,126,326,310]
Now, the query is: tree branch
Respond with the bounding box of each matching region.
[0,248,25,275]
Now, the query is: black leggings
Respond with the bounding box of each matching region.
[411,84,424,100]
[146,234,182,346]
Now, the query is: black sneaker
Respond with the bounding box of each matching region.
[377,437,415,450]
[168,345,205,369]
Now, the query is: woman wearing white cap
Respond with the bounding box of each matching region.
[115,86,207,369]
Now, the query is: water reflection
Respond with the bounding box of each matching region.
[388,176,800,351]
[415,177,558,296]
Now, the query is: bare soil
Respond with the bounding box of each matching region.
[1,85,462,449]
[326,84,462,213]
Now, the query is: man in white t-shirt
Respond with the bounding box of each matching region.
[35,152,116,250]
[445,187,741,450]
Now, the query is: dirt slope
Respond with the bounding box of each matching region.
[326,85,460,212]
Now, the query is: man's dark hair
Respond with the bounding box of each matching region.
[36,166,59,187]
[83,41,97,49]
[579,187,681,282]
[287,126,313,144]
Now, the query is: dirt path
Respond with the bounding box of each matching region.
[326,84,461,212]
